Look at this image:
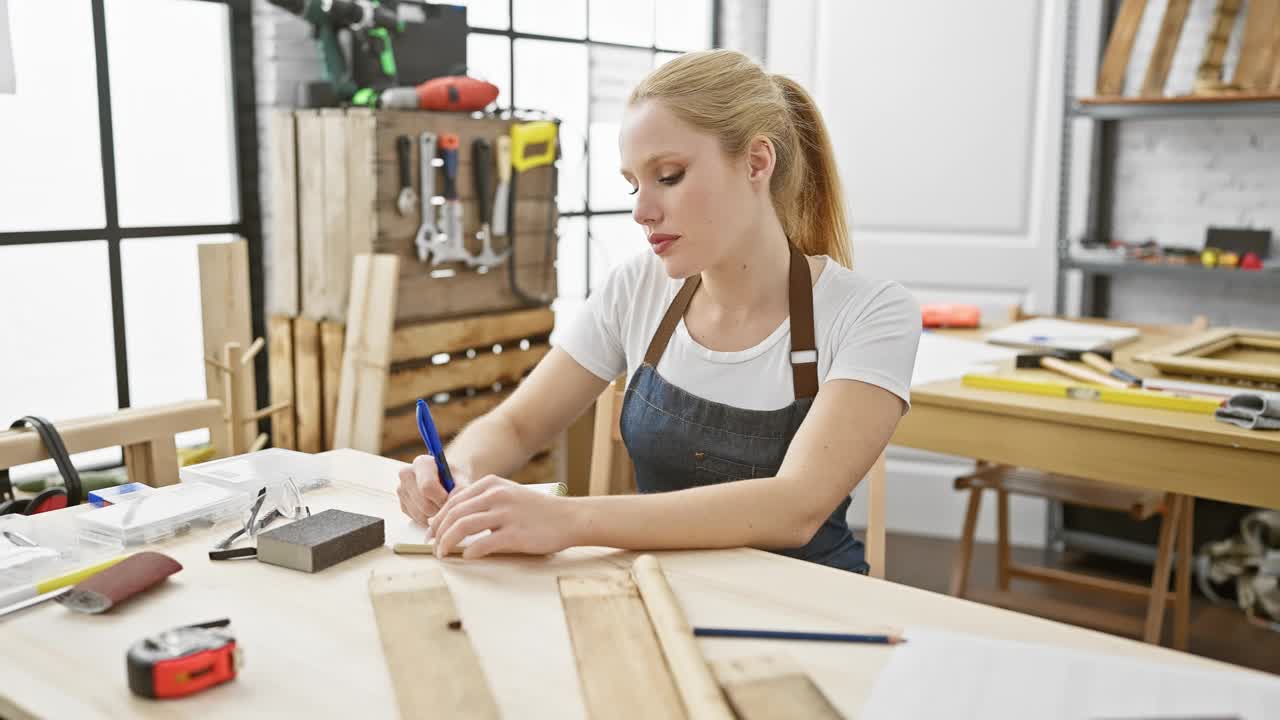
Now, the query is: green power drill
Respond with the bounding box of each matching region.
[268,0,403,107]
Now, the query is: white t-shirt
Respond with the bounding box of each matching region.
[556,251,921,412]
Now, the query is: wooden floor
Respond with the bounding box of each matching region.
[883,532,1280,676]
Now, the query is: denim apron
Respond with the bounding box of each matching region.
[618,247,868,574]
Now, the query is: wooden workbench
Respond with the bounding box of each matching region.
[0,449,1267,719]
[896,323,1280,510]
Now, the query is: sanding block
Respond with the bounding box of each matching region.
[255,510,384,573]
[59,551,182,614]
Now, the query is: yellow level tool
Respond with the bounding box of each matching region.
[962,373,1224,415]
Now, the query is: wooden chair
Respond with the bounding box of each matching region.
[0,400,231,490]
[950,310,1209,649]
[587,377,888,579]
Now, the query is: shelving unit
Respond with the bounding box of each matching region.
[1056,1,1280,318]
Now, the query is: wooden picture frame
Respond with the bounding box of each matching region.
[1136,328,1280,384]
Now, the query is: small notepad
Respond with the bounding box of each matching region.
[985,318,1139,353]
[388,482,566,555]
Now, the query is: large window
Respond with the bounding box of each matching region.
[0,0,259,479]
[461,0,716,315]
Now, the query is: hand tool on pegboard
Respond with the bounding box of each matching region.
[506,121,558,305]
[413,131,439,263]
[431,133,474,266]
[470,138,508,270]
[396,135,415,217]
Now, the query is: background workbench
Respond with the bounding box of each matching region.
[0,449,1264,719]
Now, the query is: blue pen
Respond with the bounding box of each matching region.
[416,398,456,492]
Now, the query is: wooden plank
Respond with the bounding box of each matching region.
[122,443,153,487]
[197,239,256,453]
[1139,0,1191,97]
[631,555,736,720]
[1231,0,1280,90]
[320,109,352,321]
[395,257,558,324]
[558,573,687,720]
[333,255,400,453]
[390,308,555,363]
[1144,494,1182,643]
[1193,0,1244,94]
[1174,495,1194,651]
[385,344,550,408]
[1007,562,1171,603]
[296,111,328,320]
[268,110,300,316]
[321,321,346,450]
[711,656,841,720]
[368,570,500,719]
[381,389,513,450]
[347,109,377,258]
[293,316,324,453]
[267,315,297,451]
[1096,0,1147,96]
[124,436,180,488]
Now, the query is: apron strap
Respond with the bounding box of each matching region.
[643,246,820,400]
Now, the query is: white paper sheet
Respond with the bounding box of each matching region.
[911,333,1018,387]
[386,482,565,554]
[985,318,1139,352]
[860,627,1280,720]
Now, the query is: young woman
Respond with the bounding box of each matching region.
[396,49,920,574]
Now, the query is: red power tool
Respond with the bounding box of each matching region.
[127,619,240,699]
[379,75,499,111]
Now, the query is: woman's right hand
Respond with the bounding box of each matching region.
[396,455,467,525]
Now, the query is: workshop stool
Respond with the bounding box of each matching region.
[950,461,1194,648]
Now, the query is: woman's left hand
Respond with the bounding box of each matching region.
[430,475,578,559]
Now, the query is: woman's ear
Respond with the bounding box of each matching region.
[745,135,775,185]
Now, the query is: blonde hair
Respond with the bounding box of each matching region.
[629,49,851,267]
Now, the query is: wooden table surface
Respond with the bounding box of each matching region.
[1,449,1269,719]
[896,323,1280,509]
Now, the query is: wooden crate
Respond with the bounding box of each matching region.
[268,307,559,486]
[272,108,558,325]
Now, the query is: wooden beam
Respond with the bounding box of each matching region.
[123,436,179,488]
[0,400,223,470]
[390,308,555,363]
[368,570,500,719]
[267,315,297,450]
[293,316,323,454]
[1140,0,1191,97]
[267,111,300,316]
[296,110,328,321]
[385,345,549,409]
[198,239,256,453]
[1232,0,1280,90]
[558,573,687,719]
[321,321,345,450]
[332,255,400,453]
[1096,0,1148,96]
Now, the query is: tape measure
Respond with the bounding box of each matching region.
[127,619,240,699]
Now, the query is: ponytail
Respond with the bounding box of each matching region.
[630,50,853,267]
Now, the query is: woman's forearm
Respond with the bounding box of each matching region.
[445,411,536,480]
[567,475,826,551]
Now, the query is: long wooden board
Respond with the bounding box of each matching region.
[390,307,555,363]
[368,569,499,719]
[296,111,328,321]
[711,656,842,720]
[268,111,300,316]
[1139,0,1191,97]
[293,316,323,453]
[1096,0,1148,96]
[385,345,550,408]
[267,314,297,450]
[1232,0,1280,90]
[558,574,687,719]
[333,255,401,453]
[197,239,257,453]
[321,321,345,450]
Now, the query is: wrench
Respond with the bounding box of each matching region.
[469,137,509,270]
[413,132,438,263]
[430,133,474,266]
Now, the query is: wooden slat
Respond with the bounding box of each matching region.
[385,345,550,408]
[1096,0,1148,96]
[333,255,401,453]
[0,401,223,470]
[1174,496,1195,650]
[293,316,324,454]
[1144,494,1182,643]
[631,555,736,720]
[382,389,512,450]
[1232,0,1280,90]
[1193,0,1244,94]
[296,111,328,320]
[123,436,180,488]
[1139,0,1191,97]
[347,109,377,258]
[267,315,297,450]
[198,239,256,453]
[558,574,687,720]
[320,109,352,321]
[368,570,500,719]
[711,656,841,720]
[957,467,1165,519]
[395,256,558,325]
[321,321,345,450]
[268,110,300,316]
[1007,562,1171,603]
[390,308,555,363]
